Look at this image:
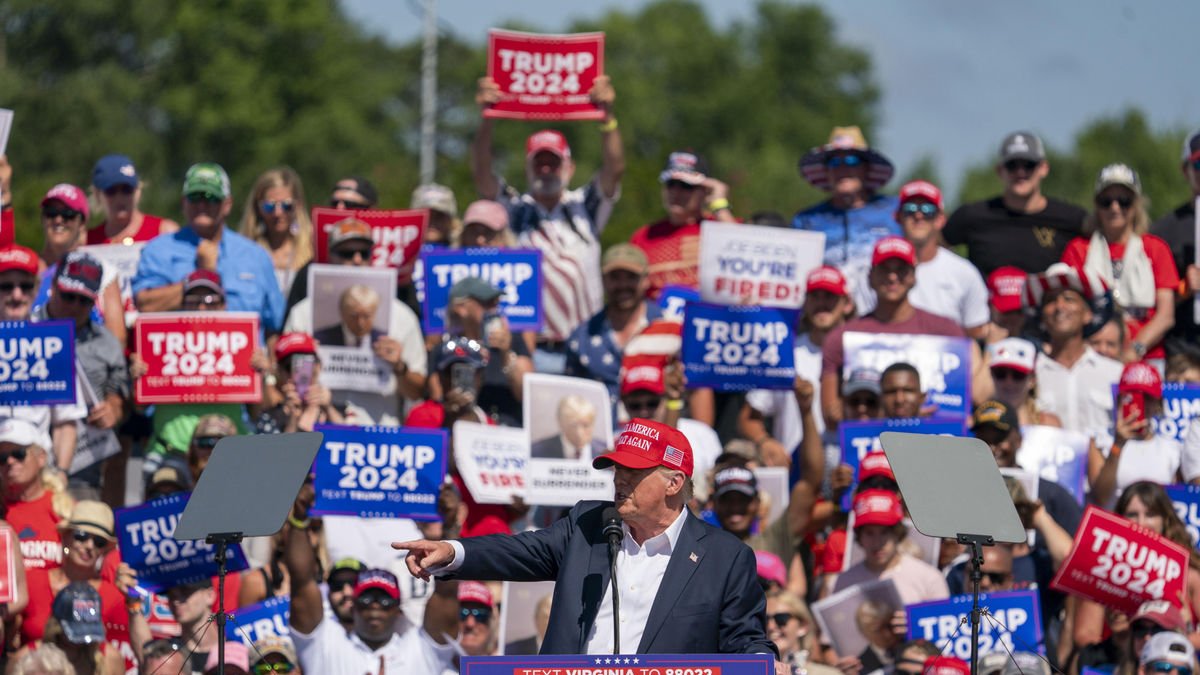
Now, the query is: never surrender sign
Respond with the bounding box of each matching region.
[907,591,1043,658]
[698,222,826,308]
[116,493,249,594]
[0,320,75,405]
[421,248,543,333]
[134,312,260,404]
[311,424,447,520]
[682,302,797,392]
[485,29,605,121]
[1051,505,1188,615]
[312,208,427,283]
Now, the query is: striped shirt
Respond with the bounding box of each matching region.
[497,177,617,341]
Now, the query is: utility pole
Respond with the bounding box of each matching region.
[419,0,438,184]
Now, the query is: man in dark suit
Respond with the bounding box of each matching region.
[396,419,778,659]
[530,395,607,460]
[313,284,386,348]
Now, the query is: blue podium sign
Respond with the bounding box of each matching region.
[462,654,773,675]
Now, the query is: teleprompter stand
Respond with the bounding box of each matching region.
[173,432,324,673]
[879,432,1026,675]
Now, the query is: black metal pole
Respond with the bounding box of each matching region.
[216,539,227,672]
[956,533,993,675]
[609,541,620,654]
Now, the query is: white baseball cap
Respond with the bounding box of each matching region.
[0,418,42,447]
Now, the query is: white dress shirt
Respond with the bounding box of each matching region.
[1035,347,1123,444]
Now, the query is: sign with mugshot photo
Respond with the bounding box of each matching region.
[308,264,396,395]
[522,373,614,506]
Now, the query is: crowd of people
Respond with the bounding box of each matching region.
[0,71,1199,675]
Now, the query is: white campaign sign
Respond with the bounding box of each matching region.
[0,109,11,157]
[453,422,529,505]
[698,222,825,308]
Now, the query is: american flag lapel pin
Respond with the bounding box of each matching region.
[689,552,698,563]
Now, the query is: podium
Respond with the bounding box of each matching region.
[460,653,773,675]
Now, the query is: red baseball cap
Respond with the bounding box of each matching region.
[897,180,943,211]
[1119,361,1162,399]
[852,489,903,528]
[857,451,895,482]
[805,265,848,297]
[353,568,401,600]
[871,236,916,268]
[183,269,223,295]
[594,418,693,477]
[620,354,667,396]
[41,183,90,220]
[1134,600,1186,631]
[456,581,494,608]
[526,130,571,159]
[0,245,39,276]
[987,266,1027,314]
[275,332,317,361]
[924,656,970,675]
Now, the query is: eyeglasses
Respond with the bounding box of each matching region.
[826,154,863,168]
[356,594,398,609]
[103,185,135,197]
[260,200,295,215]
[42,207,83,221]
[0,281,35,294]
[0,447,28,463]
[185,193,223,204]
[1149,662,1192,675]
[143,638,183,659]
[331,198,370,210]
[900,202,939,218]
[459,607,492,622]
[982,570,1011,585]
[59,291,94,306]
[624,399,662,416]
[254,663,297,674]
[1004,160,1039,173]
[191,436,224,449]
[71,529,112,548]
[768,612,795,627]
[990,368,1028,382]
[182,294,224,309]
[1096,195,1134,209]
[664,179,701,191]
[332,245,372,262]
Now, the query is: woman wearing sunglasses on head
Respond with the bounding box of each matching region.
[238,167,314,297]
[1061,164,1179,367]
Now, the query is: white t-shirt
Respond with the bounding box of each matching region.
[292,614,454,675]
[1104,435,1183,499]
[1035,348,1123,444]
[854,248,990,329]
[1182,423,1200,483]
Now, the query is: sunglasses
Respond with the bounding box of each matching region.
[0,281,34,294]
[1096,195,1133,209]
[982,571,1011,585]
[103,185,135,197]
[332,245,372,261]
[356,594,398,609]
[71,529,112,548]
[186,193,223,204]
[1132,622,1166,639]
[990,367,1028,382]
[260,200,295,215]
[192,436,224,449]
[0,447,28,463]
[1149,663,1192,675]
[768,612,795,626]
[1004,160,1039,173]
[331,198,370,210]
[59,291,94,306]
[624,399,662,416]
[900,202,939,218]
[254,663,296,674]
[182,294,224,309]
[143,638,183,659]
[459,607,492,622]
[328,575,358,592]
[43,207,83,221]
[664,179,701,191]
[846,395,880,409]
[826,154,863,168]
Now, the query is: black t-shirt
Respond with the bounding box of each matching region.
[943,196,1086,277]
[1151,200,1198,343]
[478,338,531,427]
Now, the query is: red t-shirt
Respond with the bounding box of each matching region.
[404,402,510,537]
[821,308,966,378]
[8,492,63,572]
[1061,234,1179,358]
[0,209,13,246]
[21,571,129,646]
[86,214,168,245]
[629,218,702,300]
[819,528,848,577]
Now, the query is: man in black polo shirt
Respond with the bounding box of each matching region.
[943,131,1085,277]
[1150,129,1200,345]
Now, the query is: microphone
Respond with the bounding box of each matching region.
[602,506,622,654]
[602,507,623,549]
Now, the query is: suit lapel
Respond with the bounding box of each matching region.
[636,511,707,653]
[578,535,613,653]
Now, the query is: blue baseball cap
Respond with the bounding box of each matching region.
[92,154,139,190]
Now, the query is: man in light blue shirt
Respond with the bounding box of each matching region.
[132,162,283,332]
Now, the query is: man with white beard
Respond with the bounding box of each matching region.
[471,75,626,373]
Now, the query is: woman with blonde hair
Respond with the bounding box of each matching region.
[1062,164,1178,365]
[8,641,76,675]
[238,167,313,296]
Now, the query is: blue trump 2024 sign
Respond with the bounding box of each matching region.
[842,332,972,419]
[421,248,543,333]
[233,596,290,646]
[838,418,967,509]
[682,302,798,392]
[0,320,76,405]
[312,424,447,520]
[462,653,773,675]
[1166,484,1200,551]
[907,590,1044,657]
[115,493,249,593]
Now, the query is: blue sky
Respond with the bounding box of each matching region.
[343,0,1200,197]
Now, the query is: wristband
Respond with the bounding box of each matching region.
[126,598,144,613]
[288,515,311,530]
[599,118,619,133]
[707,198,730,212]
[665,399,684,411]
